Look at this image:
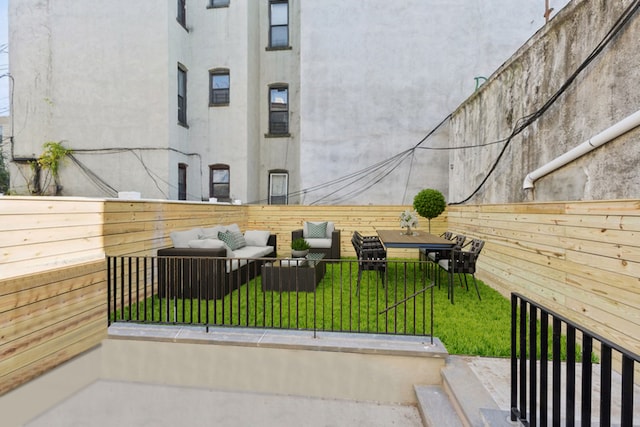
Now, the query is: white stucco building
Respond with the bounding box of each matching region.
[7,0,569,204]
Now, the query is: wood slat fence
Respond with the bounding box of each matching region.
[1,196,638,396]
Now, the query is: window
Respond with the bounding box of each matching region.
[269,171,288,205]
[209,164,230,201]
[177,0,186,27]
[178,163,187,200]
[209,69,230,105]
[209,0,230,7]
[178,64,187,125]
[269,1,288,48]
[269,85,288,135]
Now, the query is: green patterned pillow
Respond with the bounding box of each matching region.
[218,230,247,251]
[307,221,328,238]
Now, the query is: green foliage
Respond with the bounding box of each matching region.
[38,141,72,179]
[413,188,446,220]
[291,237,311,250]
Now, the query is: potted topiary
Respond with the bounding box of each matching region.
[291,237,311,258]
[412,188,446,233]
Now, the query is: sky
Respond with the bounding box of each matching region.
[0,0,8,117]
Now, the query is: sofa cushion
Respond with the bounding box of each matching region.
[170,228,203,248]
[200,225,225,240]
[244,230,271,247]
[305,238,333,249]
[218,230,246,250]
[187,239,226,249]
[232,245,274,258]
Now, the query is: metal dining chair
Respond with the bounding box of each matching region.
[351,231,387,295]
[436,238,484,303]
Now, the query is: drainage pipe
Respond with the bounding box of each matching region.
[523,109,640,191]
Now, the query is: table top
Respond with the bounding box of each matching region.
[376,230,456,249]
[271,252,325,268]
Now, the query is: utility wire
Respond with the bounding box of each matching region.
[258,114,452,205]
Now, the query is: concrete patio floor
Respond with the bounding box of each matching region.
[24,379,425,427]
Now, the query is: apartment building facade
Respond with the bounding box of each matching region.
[8,0,566,204]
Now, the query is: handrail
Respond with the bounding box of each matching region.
[511,292,639,426]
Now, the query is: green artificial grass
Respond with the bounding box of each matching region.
[113,259,582,360]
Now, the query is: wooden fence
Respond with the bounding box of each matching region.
[0,197,433,395]
[1,196,637,395]
[447,200,640,359]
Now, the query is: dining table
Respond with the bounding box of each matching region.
[376,229,457,251]
[376,229,458,304]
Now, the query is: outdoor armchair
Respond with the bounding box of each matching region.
[291,221,341,261]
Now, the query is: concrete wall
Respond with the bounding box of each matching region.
[1,330,447,426]
[298,0,570,205]
[258,0,302,204]
[9,0,171,198]
[448,0,640,204]
[7,0,571,204]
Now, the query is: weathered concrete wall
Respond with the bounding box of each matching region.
[8,0,571,204]
[299,0,571,205]
[8,0,172,198]
[449,0,640,204]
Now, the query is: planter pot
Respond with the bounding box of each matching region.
[291,249,309,258]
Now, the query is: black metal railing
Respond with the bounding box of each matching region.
[107,256,436,340]
[511,292,639,426]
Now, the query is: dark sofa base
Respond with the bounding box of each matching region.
[157,235,277,300]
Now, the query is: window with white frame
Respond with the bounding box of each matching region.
[269,171,288,205]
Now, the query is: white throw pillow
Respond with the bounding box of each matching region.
[187,239,226,249]
[244,230,271,247]
[200,225,225,239]
[326,221,335,237]
[225,223,242,234]
[170,228,203,248]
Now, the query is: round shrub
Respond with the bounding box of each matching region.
[413,189,446,232]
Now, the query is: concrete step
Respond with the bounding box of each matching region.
[414,385,464,427]
[440,356,516,427]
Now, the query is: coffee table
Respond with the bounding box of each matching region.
[261,253,326,292]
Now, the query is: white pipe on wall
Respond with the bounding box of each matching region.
[523,109,640,190]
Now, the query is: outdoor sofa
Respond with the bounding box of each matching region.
[157,224,277,299]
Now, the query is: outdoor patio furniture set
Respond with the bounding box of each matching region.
[157,221,340,299]
[156,221,483,302]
